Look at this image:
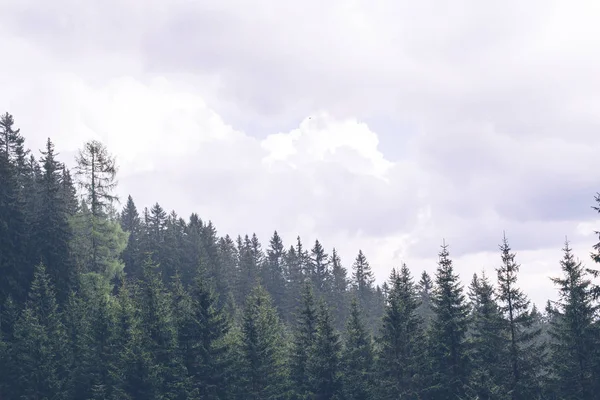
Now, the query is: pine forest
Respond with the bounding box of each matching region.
[2,111,600,399]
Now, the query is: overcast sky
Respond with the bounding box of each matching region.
[2,0,600,307]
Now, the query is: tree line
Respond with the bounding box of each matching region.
[1,111,600,399]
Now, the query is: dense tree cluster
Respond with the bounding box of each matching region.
[1,112,600,399]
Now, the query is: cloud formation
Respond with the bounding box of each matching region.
[1,0,600,306]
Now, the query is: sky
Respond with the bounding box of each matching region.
[1,0,600,307]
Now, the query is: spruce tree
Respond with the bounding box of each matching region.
[0,113,28,302]
[309,301,343,400]
[549,240,598,399]
[11,263,69,399]
[120,195,142,280]
[377,265,425,399]
[467,272,509,399]
[178,273,232,399]
[238,285,289,399]
[342,298,374,400]
[496,234,544,399]
[34,138,73,303]
[263,230,287,311]
[137,259,189,399]
[417,270,435,329]
[309,239,330,294]
[290,282,318,399]
[329,248,349,330]
[428,242,470,398]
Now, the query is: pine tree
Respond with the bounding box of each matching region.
[263,231,287,312]
[417,270,435,329]
[177,273,232,399]
[309,239,330,294]
[342,298,374,400]
[11,263,69,399]
[377,265,425,399]
[0,113,29,302]
[34,138,73,303]
[497,234,544,399]
[329,248,349,330]
[549,240,598,399]
[120,195,142,280]
[351,250,374,319]
[137,259,189,399]
[237,234,262,303]
[238,285,289,399]
[60,166,79,216]
[428,241,470,398]
[290,282,318,399]
[283,239,306,322]
[309,301,343,400]
[467,272,509,399]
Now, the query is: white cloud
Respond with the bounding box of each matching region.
[1,0,600,307]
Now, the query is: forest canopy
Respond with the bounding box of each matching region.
[1,111,600,399]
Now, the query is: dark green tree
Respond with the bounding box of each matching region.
[467,272,509,399]
[497,234,544,399]
[263,231,287,312]
[238,285,289,399]
[309,301,343,400]
[309,239,330,295]
[290,282,318,399]
[120,195,142,280]
[417,270,435,329]
[377,265,425,399]
[548,240,598,399]
[342,298,374,400]
[428,242,470,399]
[177,273,232,399]
[33,138,73,303]
[10,263,69,399]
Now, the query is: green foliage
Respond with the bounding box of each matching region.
[377,265,426,399]
[343,298,374,400]
[3,111,600,400]
[238,285,289,399]
[549,241,598,399]
[497,234,545,398]
[309,301,343,400]
[428,242,470,398]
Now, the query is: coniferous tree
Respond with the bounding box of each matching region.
[417,270,435,329]
[237,285,289,399]
[290,282,318,399]
[309,239,330,295]
[497,234,544,399]
[72,141,127,282]
[467,272,509,399]
[283,239,306,321]
[549,240,598,399]
[377,265,425,399]
[263,230,287,311]
[342,298,374,400]
[0,113,29,302]
[428,242,470,399]
[177,273,232,399]
[74,140,118,218]
[329,248,349,330]
[10,263,70,399]
[351,250,374,324]
[309,301,343,400]
[120,195,142,280]
[34,138,73,303]
[137,259,189,399]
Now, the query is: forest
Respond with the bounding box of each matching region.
[1,110,599,399]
